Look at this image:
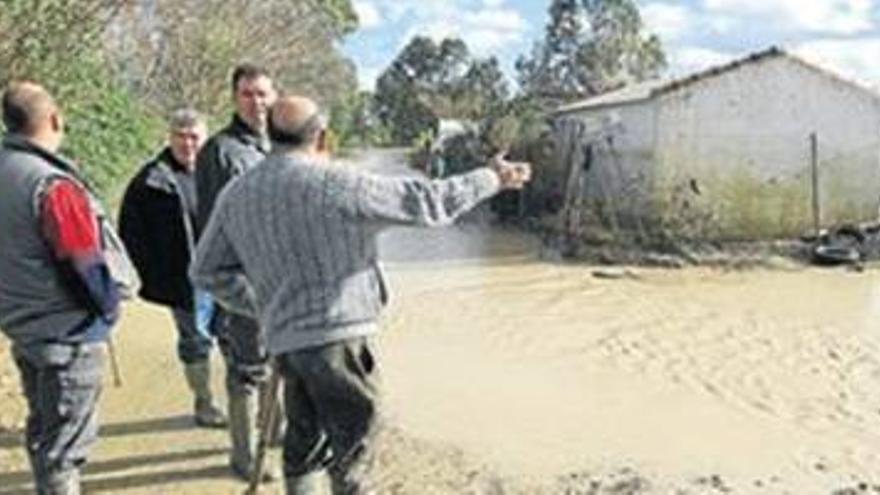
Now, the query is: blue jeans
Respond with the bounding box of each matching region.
[12,341,105,494]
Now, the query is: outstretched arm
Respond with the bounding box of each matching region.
[349,154,531,227]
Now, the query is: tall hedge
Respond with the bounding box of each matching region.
[0,0,163,203]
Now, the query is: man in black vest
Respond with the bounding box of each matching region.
[119,109,226,429]
[195,63,280,481]
[0,81,121,495]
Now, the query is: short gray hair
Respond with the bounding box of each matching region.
[168,108,206,132]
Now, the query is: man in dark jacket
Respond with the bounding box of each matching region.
[194,63,280,481]
[0,81,122,495]
[119,108,226,428]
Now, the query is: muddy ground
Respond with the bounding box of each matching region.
[2,151,879,494]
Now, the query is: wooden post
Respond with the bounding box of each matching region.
[810,133,821,237]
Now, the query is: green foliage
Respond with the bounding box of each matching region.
[373,36,511,145]
[405,129,432,171]
[373,37,442,144]
[60,60,164,203]
[112,0,359,116]
[459,57,509,117]
[480,97,547,153]
[2,56,164,203]
[0,0,164,203]
[431,96,552,182]
[0,0,122,84]
[516,0,667,105]
[329,90,391,149]
[483,115,521,153]
[315,0,360,36]
[713,170,810,240]
[439,131,486,176]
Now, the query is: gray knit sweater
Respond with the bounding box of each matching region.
[189,153,501,355]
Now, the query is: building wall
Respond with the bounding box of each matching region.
[654,57,880,239]
[555,100,658,230]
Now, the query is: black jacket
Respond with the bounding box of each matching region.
[119,149,196,309]
[195,115,269,235]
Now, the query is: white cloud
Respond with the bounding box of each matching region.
[462,9,528,53]
[642,3,694,42]
[400,21,456,48]
[660,38,880,87]
[377,0,451,23]
[703,0,874,34]
[706,15,738,35]
[668,46,736,75]
[353,1,382,30]
[795,38,880,84]
[397,3,528,57]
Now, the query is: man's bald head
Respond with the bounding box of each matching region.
[268,96,327,149]
[2,81,58,135]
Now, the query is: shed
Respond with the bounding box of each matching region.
[551,46,880,240]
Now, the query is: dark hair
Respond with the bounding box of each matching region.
[231,63,271,93]
[267,111,326,148]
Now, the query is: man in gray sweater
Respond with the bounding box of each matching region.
[190,96,530,494]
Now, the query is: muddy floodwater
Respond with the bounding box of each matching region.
[379,225,880,493]
[370,150,880,493]
[1,151,879,494]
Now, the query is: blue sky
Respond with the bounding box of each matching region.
[342,0,880,91]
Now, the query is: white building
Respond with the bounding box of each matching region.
[551,47,880,240]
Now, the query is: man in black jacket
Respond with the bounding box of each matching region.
[119,109,226,428]
[194,63,280,482]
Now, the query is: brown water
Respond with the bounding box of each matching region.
[366,149,880,493]
[378,224,880,493]
[1,151,879,494]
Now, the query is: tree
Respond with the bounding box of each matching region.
[319,0,360,36]
[516,0,666,105]
[109,0,359,116]
[0,0,163,200]
[373,36,511,144]
[374,36,444,144]
[433,38,471,93]
[329,90,390,148]
[0,0,122,87]
[458,57,509,118]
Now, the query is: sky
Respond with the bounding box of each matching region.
[342,0,880,91]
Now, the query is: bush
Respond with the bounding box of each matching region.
[3,56,165,206]
[1,1,164,204]
[59,58,164,204]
